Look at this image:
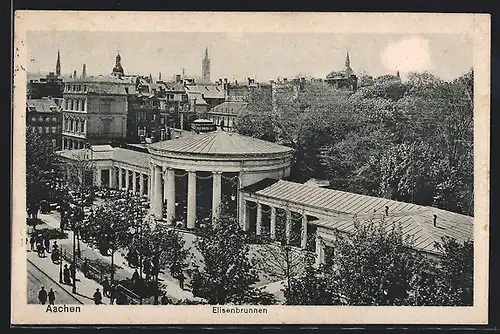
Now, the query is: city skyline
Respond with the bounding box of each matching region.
[26,32,472,83]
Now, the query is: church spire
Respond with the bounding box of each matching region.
[345,50,350,68]
[202,47,211,82]
[112,50,124,77]
[56,50,61,77]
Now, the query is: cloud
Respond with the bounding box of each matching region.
[380,36,433,73]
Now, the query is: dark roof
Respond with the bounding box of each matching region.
[57,145,150,168]
[148,130,294,156]
[26,98,62,113]
[241,178,280,193]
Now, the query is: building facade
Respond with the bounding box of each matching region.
[61,75,135,149]
[26,97,63,150]
[127,93,161,144]
[325,51,358,91]
[207,101,248,132]
[27,72,64,99]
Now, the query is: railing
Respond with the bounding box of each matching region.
[60,249,142,305]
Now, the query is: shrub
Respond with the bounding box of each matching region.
[38,228,68,240]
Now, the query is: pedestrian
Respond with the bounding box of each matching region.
[131,269,140,285]
[63,264,71,285]
[69,264,77,282]
[109,284,117,305]
[37,243,45,258]
[29,235,36,251]
[102,277,110,297]
[45,238,51,253]
[48,288,55,305]
[82,259,89,278]
[38,287,47,305]
[160,292,169,305]
[178,271,185,290]
[93,288,102,305]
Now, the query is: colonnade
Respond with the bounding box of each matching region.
[115,166,150,196]
[150,163,234,228]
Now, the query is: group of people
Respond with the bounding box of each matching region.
[37,287,56,305]
[29,232,56,258]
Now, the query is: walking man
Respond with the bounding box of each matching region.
[44,238,51,253]
[29,235,35,251]
[93,288,102,305]
[63,264,71,285]
[38,287,47,305]
[178,270,185,290]
[102,277,110,297]
[109,284,117,305]
[48,288,56,305]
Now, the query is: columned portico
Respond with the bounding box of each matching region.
[139,173,144,195]
[132,171,137,193]
[256,202,263,235]
[125,169,130,190]
[118,168,123,189]
[146,130,294,230]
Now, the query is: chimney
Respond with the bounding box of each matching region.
[82,64,86,79]
[224,78,228,84]
[248,77,251,85]
[175,74,181,83]
[385,206,389,216]
[73,70,77,79]
[433,214,437,227]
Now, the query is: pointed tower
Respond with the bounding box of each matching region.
[344,50,353,77]
[202,47,211,82]
[159,72,162,81]
[396,70,401,79]
[82,64,87,79]
[112,51,124,77]
[56,50,61,77]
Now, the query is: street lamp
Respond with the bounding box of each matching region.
[59,245,63,283]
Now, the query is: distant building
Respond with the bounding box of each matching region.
[325,51,358,92]
[26,97,63,150]
[27,72,64,99]
[127,93,161,144]
[61,74,135,149]
[222,77,272,102]
[207,101,248,132]
[202,47,211,82]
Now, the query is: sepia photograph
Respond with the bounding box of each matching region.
[12,11,490,325]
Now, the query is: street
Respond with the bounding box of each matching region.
[27,260,82,305]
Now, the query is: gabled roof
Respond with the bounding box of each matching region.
[148,130,294,156]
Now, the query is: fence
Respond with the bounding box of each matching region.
[60,249,142,305]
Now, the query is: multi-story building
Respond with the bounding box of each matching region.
[61,74,135,149]
[26,97,63,150]
[222,77,272,102]
[207,101,248,132]
[127,93,161,144]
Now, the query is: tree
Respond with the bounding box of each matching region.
[284,259,340,305]
[413,237,473,306]
[324,218,428,306]
[26,125,63,215]
[190,212,276,305]
[82,197,141,283]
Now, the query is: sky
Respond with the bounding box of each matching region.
[26,31,473,82]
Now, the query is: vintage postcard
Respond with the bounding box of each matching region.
[12,11,490,325]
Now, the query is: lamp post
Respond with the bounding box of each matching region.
[72,215,77,294]
[59,245,63,283]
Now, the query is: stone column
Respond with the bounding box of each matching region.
[315,234,325,267]
[256,202,262,236]
[125,169,130,191]
[139,173,144,196]
[132,171,137,194]
[180,113,184,131]
[270,206,276,240]
[163,169,168,206]
[187,170,197,229]
[95,167,101,188]
[285,209,292,244]
[240,199,248,231]
[149,163,155,202]
[301,213,308,249]
[212,171,222,222]
[153,165,163,219]
[109,167,116,188]
[118,168,123,189]
[165,168,176,225]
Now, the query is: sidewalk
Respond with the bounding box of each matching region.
[37,212,203,303]
[27,248,106,305]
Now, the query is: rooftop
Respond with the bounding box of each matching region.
[26,98,62,113]
[148,130,294,156]
[242,178,473,255]
[209,101,248,115]
[57,145,150,169]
